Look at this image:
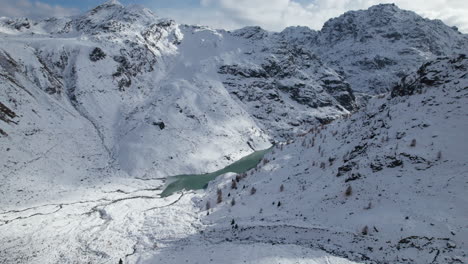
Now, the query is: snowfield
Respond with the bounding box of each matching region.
[138,242,360,264]
[0,0,467,263]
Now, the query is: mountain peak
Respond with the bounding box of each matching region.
[88,0,124,15]
[368,3,400,12]
[103,0,123,6]
[232,26,269,40]
[319,2,444,42]
[77,0,157,35]
[324,3,412,25]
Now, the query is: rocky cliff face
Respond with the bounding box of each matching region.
[392,54,467,97]
[218,26,356,138]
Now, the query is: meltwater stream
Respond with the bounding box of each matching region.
[160,148,272,197]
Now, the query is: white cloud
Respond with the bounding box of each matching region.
[156,0,468,33]
[0,0,79,19]
[155,7,243,30]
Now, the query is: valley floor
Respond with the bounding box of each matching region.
[0,179,358,264]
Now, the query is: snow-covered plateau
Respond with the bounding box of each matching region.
[0,1,466,263]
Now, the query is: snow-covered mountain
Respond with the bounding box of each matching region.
[201,55,468,264]
[316,4,468,94]
[0,0,467,263]
[280,4,468,95]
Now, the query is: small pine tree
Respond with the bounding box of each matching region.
[231,198,236,206]
[217,189,223,204]
[231,179,237,189]
[235,174,241,182]
[250,187,257,195]
[277,201,281,207]
[345,186,352,197]
[119,259,123,264]
[362,225,369,235]
[364,202,372,210]
[280,184,284,192]
[410,139,416,147]
[89,47,107,62]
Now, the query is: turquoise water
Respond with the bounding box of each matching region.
[160,148,271,197]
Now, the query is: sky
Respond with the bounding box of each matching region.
[0,0,467,33]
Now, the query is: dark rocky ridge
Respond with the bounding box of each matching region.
[392,54,467,97]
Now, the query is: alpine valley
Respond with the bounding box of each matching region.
[0,1,466,263]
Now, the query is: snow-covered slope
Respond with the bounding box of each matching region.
[201,55,468,263]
